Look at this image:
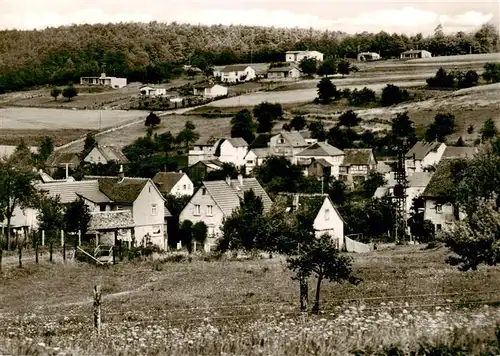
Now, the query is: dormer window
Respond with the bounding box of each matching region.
[278,138,285,144]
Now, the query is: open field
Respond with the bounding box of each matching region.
[1,245,500,355]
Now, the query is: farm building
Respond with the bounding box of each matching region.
[83,145,129,166]
[218,65,256,83]
[139,86,167,96]
[357,52,381,61]
[152,171,194,197]
[80,73,127,89]
[193,83,228,98]
[267,66,301,80]
[400,50,432,59]
[285,50,324,63]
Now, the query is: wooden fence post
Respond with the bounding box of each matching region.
[63,241,66,263]
[78,230,81,246]
[93,285,102,337]
[49,242,53,262]
[0,249,2,272]
[61,230,64,248]
[18,245,22,268]
[35,242,39,264]
[41,230,45,246]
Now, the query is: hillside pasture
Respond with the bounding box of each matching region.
[0,245,499,355]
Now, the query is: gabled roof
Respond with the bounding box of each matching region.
[225,137,249,148]
[46,151,80,166]
[247,148,270,158]
[402,49,430,54]
[341,149,374,166]
[36,180,111,204]
[274,131,309,147]
[442,146,478,160]
[202,177,272,216]
[387,171,433,188]
[299,130,314,140]
[250,134,271,148]
[93,177,149,204]
[88,146,129,164]
[221,64,252,73]
[191,159,224,170]
[276,194,345,224]
[406,141,443,160]
[88,211,135,232]
[193,137,222,147]
[377,161,392,174]
[267,66,300,73]
[310,158,332,167]
[152,172,186,193]
[422,160,461,198]
[297,142,344,157]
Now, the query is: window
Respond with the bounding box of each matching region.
[278,138,285,144]
[151,204,157,216]
[247,160,254,164]
[100,204,106,212]
[436,204,443,213]
[202,188,207,195]
[152,225,161,235]
[207,226,215,237]
[194,204,201,215]
[183,184,187,190]
[324,209,330,221]
[207,205,213,216]
[436,224,442,231]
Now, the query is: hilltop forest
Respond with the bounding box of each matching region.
[0,22,498,92]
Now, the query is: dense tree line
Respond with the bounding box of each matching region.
[0,22,498,92]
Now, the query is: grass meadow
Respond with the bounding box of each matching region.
[1,245,499,355]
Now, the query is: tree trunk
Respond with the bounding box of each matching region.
[312,275,323,314]
[0,249,2,272]
[35,243,39,264]
[5,216,11,250]
[49,242,53,262]
[300,278,309,312]
[18,245,22,268]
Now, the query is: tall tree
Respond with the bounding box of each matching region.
[37,136,54,163]
[50,87,61,101]
[36,193,65,252]
[316,78,339,105]
[425,113,456,142]
[481,119,498,142]
[299,58,318,77]
[391,112,416,143]
[82,132,97,157]
[64,199,91,236]
[231,109,256,143]
[154,131,175,157]
[62,85,78,101]
[338,110,361,127]
[287,234,361,313]
[253,102,283,134]
[176,121,200,151]
[289,115,307,131]
[337,60,351,77]
[145,112,161,127]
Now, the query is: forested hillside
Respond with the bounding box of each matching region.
[0,22,498,92]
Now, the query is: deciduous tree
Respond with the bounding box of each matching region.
[316,78,339,105]
[253,102,283,133]
[62,85,78,101]
[231,109,255,143]
[50,87,61,101]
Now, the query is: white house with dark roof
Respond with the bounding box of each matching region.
[400,49,432,59]
[219,65,256,83]
[244,148,271,175]
[179,175,273,251]
[218,138,249,167]
[405,141,447,175]
[295,141,345,178]
[152,171,194,197]
[80,73,127,89]
[285,50,324,63]
[188,137,223,166]
[267,66,301,80]
[83,145,129,166]
[339,148,377,185]
[441,146,478,161]
[268,131,310,158]
[193,83,228,98]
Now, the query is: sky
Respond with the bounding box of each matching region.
[0,0,498,35]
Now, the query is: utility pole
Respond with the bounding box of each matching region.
[393,138,409,243]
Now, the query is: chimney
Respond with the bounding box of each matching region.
[237,174,243,186]
[118,165,125,181]
[225,175,231,186]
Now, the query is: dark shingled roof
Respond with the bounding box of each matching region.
[311,158,332,167]
[422,159,466,198]
[276,194,345,224]
[36,180,111,204]
[221,64,252,72]
[193,137,222,147]
[153,172,185,194]
[341,149,374,166]
[95,177,149,204]
[225,137,249,148]
[267,66,299,73]
[46,151,80,167]
[250,134,271,148]
[406,141,442,160]
[91,146,129,164]
[442,146,478,160]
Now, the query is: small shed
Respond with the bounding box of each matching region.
[400,50,432,59]
[88,210,135,247]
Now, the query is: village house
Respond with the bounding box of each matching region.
[88,210,136,248]
[441,146,478,161]
[193,83,228,98]
[357,52,381,61]
[405,141,447,175]
[244,148,271,175]
[188,137,223,166]
[179,175,273,252]
[295,141,345,178]
[80,73,127,89]
[152,171,194,197]
[373,171,433,213]
[218,138,249,168]
[339,148,377,185]
[267,66,301,80]
[188,159,224,183]
[83,145,129,166]
[84,175,170,249]
[400,49,432,59]
[285,50,324,63]
[139,86,167,96]
[219,65,256,83]
[421,160,466,233]
[298,130,318,145]
[268,131,310,159]
[45,151,81,171]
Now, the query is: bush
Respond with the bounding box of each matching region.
[348,87,376,106]
[380,84,410,106]
[426,67,455,88]
[456,70,479,88]
[482,62,500,83]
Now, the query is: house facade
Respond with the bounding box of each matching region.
[83,145,129,166]
[405,142,447,175]
[295,142,345,178]
[152,172,194,197]
[400,50,432,59]
[46,151,81,169]
[188,137,223,166]
[268,131,310,159]
[339,149,377,185]
[80,73,127,89]
[139,86,167,96]
[285,51,324,63]
[218,138,249,167]
[220,65,256,83]
[193,84,228,98]
[357,52,381,61]
[244,148,270,175]
[267,66,301,80]
[188,159,223,183]
[179,176,273,251]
